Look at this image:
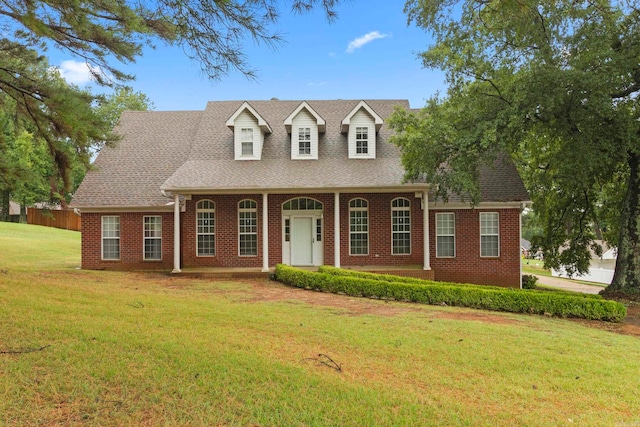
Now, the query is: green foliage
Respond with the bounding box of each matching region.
[0,81,152,211]
[319,265,602,299]
[521,209,543,243]
[277,265,625,322]
[521,275,539,290]
[94,87,155,131]
[392,0,640,295]
[0,47,115,191]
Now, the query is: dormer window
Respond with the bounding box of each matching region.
[298,127,311,155]
[285,101,325,160]
[241,128,254,156]
[226,102,272,161]
[341,101,383,160]
[355,127,369,154]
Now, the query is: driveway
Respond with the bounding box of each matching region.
[534,274,604,295]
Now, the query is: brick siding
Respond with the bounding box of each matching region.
[81,212,174,270]
[430,208,521,288]
[80,195,521,287]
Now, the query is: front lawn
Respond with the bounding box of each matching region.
[1,223,639,426]
[522,258,552,276]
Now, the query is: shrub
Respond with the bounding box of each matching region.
[318,265,602,299]
[275,265,626,322]
[522,274,538,289]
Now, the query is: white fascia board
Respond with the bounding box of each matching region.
[225,101,273,134]
[74,206,175,213]
[341,100,384,133]
[284,101,326,133]
[428,201,526,209]
[160,184,431,195]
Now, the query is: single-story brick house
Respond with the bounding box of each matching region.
[70,99,530,287]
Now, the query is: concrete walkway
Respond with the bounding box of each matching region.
[533,274,605,295]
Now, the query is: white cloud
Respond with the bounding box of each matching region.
[307,81,326,87]
[346,31,389,53]
[56,60,102,85]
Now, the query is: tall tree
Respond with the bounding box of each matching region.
[0,82,152,215]
[390,1,640,296]
[1,0,340,191]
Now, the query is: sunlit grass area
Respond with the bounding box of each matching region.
[1,223,639,426]
[522,258,552,276]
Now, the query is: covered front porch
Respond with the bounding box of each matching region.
[169,189,433,275]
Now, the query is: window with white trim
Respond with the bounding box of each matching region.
[392,198,411,255]
[298,127,311,155]
[355,126,368,154]
[197,200,215,256]
[436,213,455,258]
[240,128,253,156]
[480,212,500,257]
[349,198,368,255]
[238,199,257,256]
[144,216,162,260]
[102,216,120,260]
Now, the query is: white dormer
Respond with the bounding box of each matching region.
[341,101,383,159]
[226,102,272,160]
[284,101,325,160]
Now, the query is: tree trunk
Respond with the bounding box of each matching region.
[20,197,27,223]
[604,151,640,298]
[0,189,9,222]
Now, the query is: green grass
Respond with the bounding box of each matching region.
[1,222,640,426]
[522,258,552,276]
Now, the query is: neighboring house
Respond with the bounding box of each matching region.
[70,99,530,287]
[521,238,531,258]
[6,201,21,222]
[551,240,616,284]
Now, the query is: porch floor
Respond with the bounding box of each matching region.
[177,265,433,280]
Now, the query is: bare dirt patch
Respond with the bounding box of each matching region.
[152,274,640,336]
[242,278,640,335]
[244,279,523,325]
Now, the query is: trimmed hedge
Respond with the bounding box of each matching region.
[275,265,626,322]
[318,265,603,300]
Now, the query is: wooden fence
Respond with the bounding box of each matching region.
[27,208,81,232]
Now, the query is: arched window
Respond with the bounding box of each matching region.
[238,199,258,256]
[349,198,369,255]
[196,200,215,256]
[391,198,411,255]
[282,197,323,211]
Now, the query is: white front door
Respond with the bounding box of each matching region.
[291,217,313,266]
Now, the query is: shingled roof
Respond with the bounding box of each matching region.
[71,99,529,209]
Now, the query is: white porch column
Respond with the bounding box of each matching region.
[334,192,341,268]
[172,193,181,273]
[262,192,269,272]
[423,190,431,270]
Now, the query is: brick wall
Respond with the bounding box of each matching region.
[430,208,521,288]
[81,212,174,270]
[80,197,522,288]
[338,192,424,266]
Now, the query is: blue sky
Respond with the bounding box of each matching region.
[50,1,446,111]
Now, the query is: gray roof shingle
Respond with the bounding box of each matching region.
[71,99,529,208]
